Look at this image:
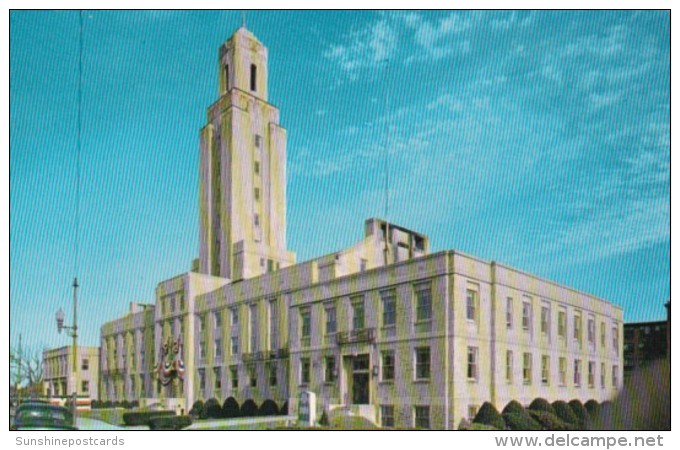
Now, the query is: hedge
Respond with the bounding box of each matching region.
[528,398,556,415]
[568,400,591,429]
[240,399,258,417]
[188,400,204,418]
[552,400,579,425]
[203,398,222,419]
[503,412,542,431]
[502,400,527,417]
[123,411,175,426]
[584,400,599,416]
[222,397,240,418]
[473,402,506,430]
[259,399,280,416]
[280,401,288,415]
[149,415,193,431]
[528,410,573,431]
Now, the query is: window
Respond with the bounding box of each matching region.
[269,363,278,386]
[588,361,595,388]
[541,355,550,385]
[325,357,336,383]
[300,358,311,384]
[180,295,185,311]
[600,322,606,348]
[612,325,619,355]
[522,300,532,331]
[601,363,606,388]
[254,214,260,227]
[250,64,257,91]
[212,337,221,360]
[506,350,513,383]
[300,309,311,339]
[415,347,431,380]
[171,296,176,312]
[231,308,239,325]
[559,357,567,386]
[254,161,260,174]
[82,381,89,394]
[415,283,432,322]
[612,365,619,387]
[558,308,567,338]
[254,134,262,148]
[269,300,279,350]
[249,366,257,387]
[254,187,260,201]
[224,64,229,90]
[230,366,238,389]
[82,359,89,371]
[523,353,532,385]
[214,311,222,329]
[381,290,396,327]
[541,305,550,336]
[352,297,365,331]
[588,317,596,347]
[381,405,394,428]
[382,351,395,381]
[325,305,337,335]
[360,258,367,272]
[467,347,479,381]
[199,340,206,361]
[468,405,479,422]
[199,315,205,332]
[506,297,513,329]
[466,289,477,321]
[414,406,430,429]
[574,312,582,345]
[199,369,206,391]
[250,304,259,352]
[214,367,222,390]
[574,359,582,386]
[231,335,239,355]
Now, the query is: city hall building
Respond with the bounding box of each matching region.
[98,26,624,429]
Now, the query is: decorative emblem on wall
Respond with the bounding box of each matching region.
[154,335,185,386]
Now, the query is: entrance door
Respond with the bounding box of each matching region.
[351,354,370,405]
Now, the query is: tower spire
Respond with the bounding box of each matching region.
[241,11,246,29]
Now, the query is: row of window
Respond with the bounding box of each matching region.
[222,63,258,92]
[294,347,619,389]
[198,363,279,393]
[505,297,620,353]
[380,405,430,429]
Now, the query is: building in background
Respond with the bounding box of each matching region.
[96,26,624,429]
[623,318,668,375]
[43,346,99,405]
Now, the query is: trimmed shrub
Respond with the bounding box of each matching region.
[552,400,579,425]
[318,410,329,426]
[503,412,542,431]
[240,399,258,417]
[528,398,555,415]
[528,410,573,431]
[584,400,599,416]
[280,401,288,415]
[130,400,139,409]
[222,397,240,418]
[258,399,279,416]
[502,400,527,416]
[90,400,99,409]
[188,400,204,419]
[123,410,175,426]
[473,402,506,430]
[568,399,591,429]
[149,415,193,431]
[120,400,132,410]
[203,398,222,419]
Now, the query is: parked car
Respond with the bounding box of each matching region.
[12,402,77,430]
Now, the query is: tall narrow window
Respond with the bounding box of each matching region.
[523,352,532,385]
[506,350,513,383]
[325,357,337,383]
[382,351,395,381]
[381,290,396,328]
[269,299,279,350]
[250,64,257,91]
[574,311,582,345]
[541,355,550,385]
[415,347,431,380]
[466,289,477,322]
[559,357,567,386]
[300,309,311,340]
[230,366,238,388]
[574,359,582,386]
[506,297,513,329]
[541,304,550,336]
[250,304,259,352]
[352,296,365,331]
[467,347,479,381]
[325,305,337,335]
[588,361,595,388]
[300,358,311,384]
[415,283,432,322]
[558,309,567,338]
[522,300,532,331]
[224,64,229,90]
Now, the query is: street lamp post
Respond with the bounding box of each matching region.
[56,277,79,420]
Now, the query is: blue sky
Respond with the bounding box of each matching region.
[10,10,669,352]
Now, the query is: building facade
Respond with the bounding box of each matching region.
[43,346,100,403]
[97,26,624,429]
[623,320,668,375]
